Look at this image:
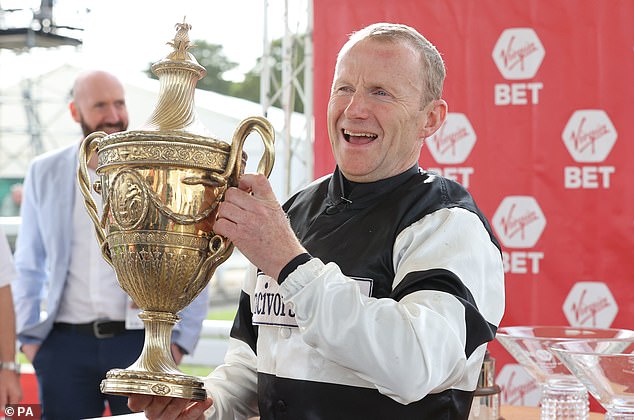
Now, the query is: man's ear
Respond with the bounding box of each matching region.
[69,101,81,123]
[419,99,448,138]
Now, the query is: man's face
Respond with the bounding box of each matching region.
[73,77,129,137]
[327,38,439,183]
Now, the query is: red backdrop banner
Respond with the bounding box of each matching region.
[312,0,634,408]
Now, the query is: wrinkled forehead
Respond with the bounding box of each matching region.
[334,37,425,87]
[337,37,422,70]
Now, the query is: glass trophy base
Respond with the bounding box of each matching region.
[101,368,207,401]
[541,379,589,420]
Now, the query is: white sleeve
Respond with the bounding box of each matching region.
[202,337,259,420]
[202,264,260,419]
[279,207,505,404]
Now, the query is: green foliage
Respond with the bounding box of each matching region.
[228,66,260,104]
[206,306,237,321]
[180,364,214,377]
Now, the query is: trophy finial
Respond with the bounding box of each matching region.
[145,20,207,133]
[166,17,194,60]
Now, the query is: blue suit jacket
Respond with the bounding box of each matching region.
[12,143,209,354]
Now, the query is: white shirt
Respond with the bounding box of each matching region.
[0,226,15,287]
[55,170,129,323]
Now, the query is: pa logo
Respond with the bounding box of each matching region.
[562,110,617,163]
[492,196,546,249]
[426,113,476,164]
[492,28,545,80]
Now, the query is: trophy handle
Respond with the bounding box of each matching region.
[189,234,235,303]
[194,116,275,292]
[77,131,113,266]
[224,116,275,180]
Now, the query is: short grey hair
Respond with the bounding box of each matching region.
[336,22,446,105]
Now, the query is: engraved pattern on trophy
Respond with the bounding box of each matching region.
[98,137,231,173]
[111,170,149,230]
[76,19,275,401]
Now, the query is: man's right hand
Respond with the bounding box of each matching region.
[21,344,39,363]
[128,394,213,420]
[215,173,307,281]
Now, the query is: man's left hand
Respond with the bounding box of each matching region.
[128,394,212,420]
[171,344,184,365]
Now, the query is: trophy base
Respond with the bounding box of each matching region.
[101,368,208,401]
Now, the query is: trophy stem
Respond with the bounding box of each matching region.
[133,310,181,373]
[100,310,207,401]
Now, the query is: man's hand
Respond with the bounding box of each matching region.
[171,344,184,365]
[128,394,212,420]
[21,344,39,363]
[215,174,306,280]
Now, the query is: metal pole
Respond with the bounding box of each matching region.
[304,0,314,182]
[281,0,293,197]
[260,0,271,117]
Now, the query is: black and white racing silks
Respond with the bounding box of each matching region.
[202,166,505,420]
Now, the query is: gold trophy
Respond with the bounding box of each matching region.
[77,20,275,400]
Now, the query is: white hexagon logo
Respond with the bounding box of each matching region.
[562,110,617,163]
[492,196,546,249]
[492,28,545,80]
[563,281,618,328]
[426,113,476,164]
[496,364,540,407]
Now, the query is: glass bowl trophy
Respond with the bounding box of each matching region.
[77,21,275,400]
[551,338,634,420]
[496,326,634,420]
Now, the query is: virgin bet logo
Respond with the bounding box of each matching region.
[427,113,476,165]
[562,110,617,163]
[492,28,545,80]
[562,110,617,189]
[492,196,546,249]
[563,282,618,328]
[492,196,546,274]
[492,28,545,105]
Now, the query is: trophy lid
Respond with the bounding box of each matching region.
[93,19,246,174]
[139,18,215,139]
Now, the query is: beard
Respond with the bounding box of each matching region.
[80,118,128,137]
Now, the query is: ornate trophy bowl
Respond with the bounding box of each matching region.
[77,21,275,400]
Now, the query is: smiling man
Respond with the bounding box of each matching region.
[327,28,446,183]
[130,22,505,420]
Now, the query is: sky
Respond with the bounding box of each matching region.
[0,0,309,81]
